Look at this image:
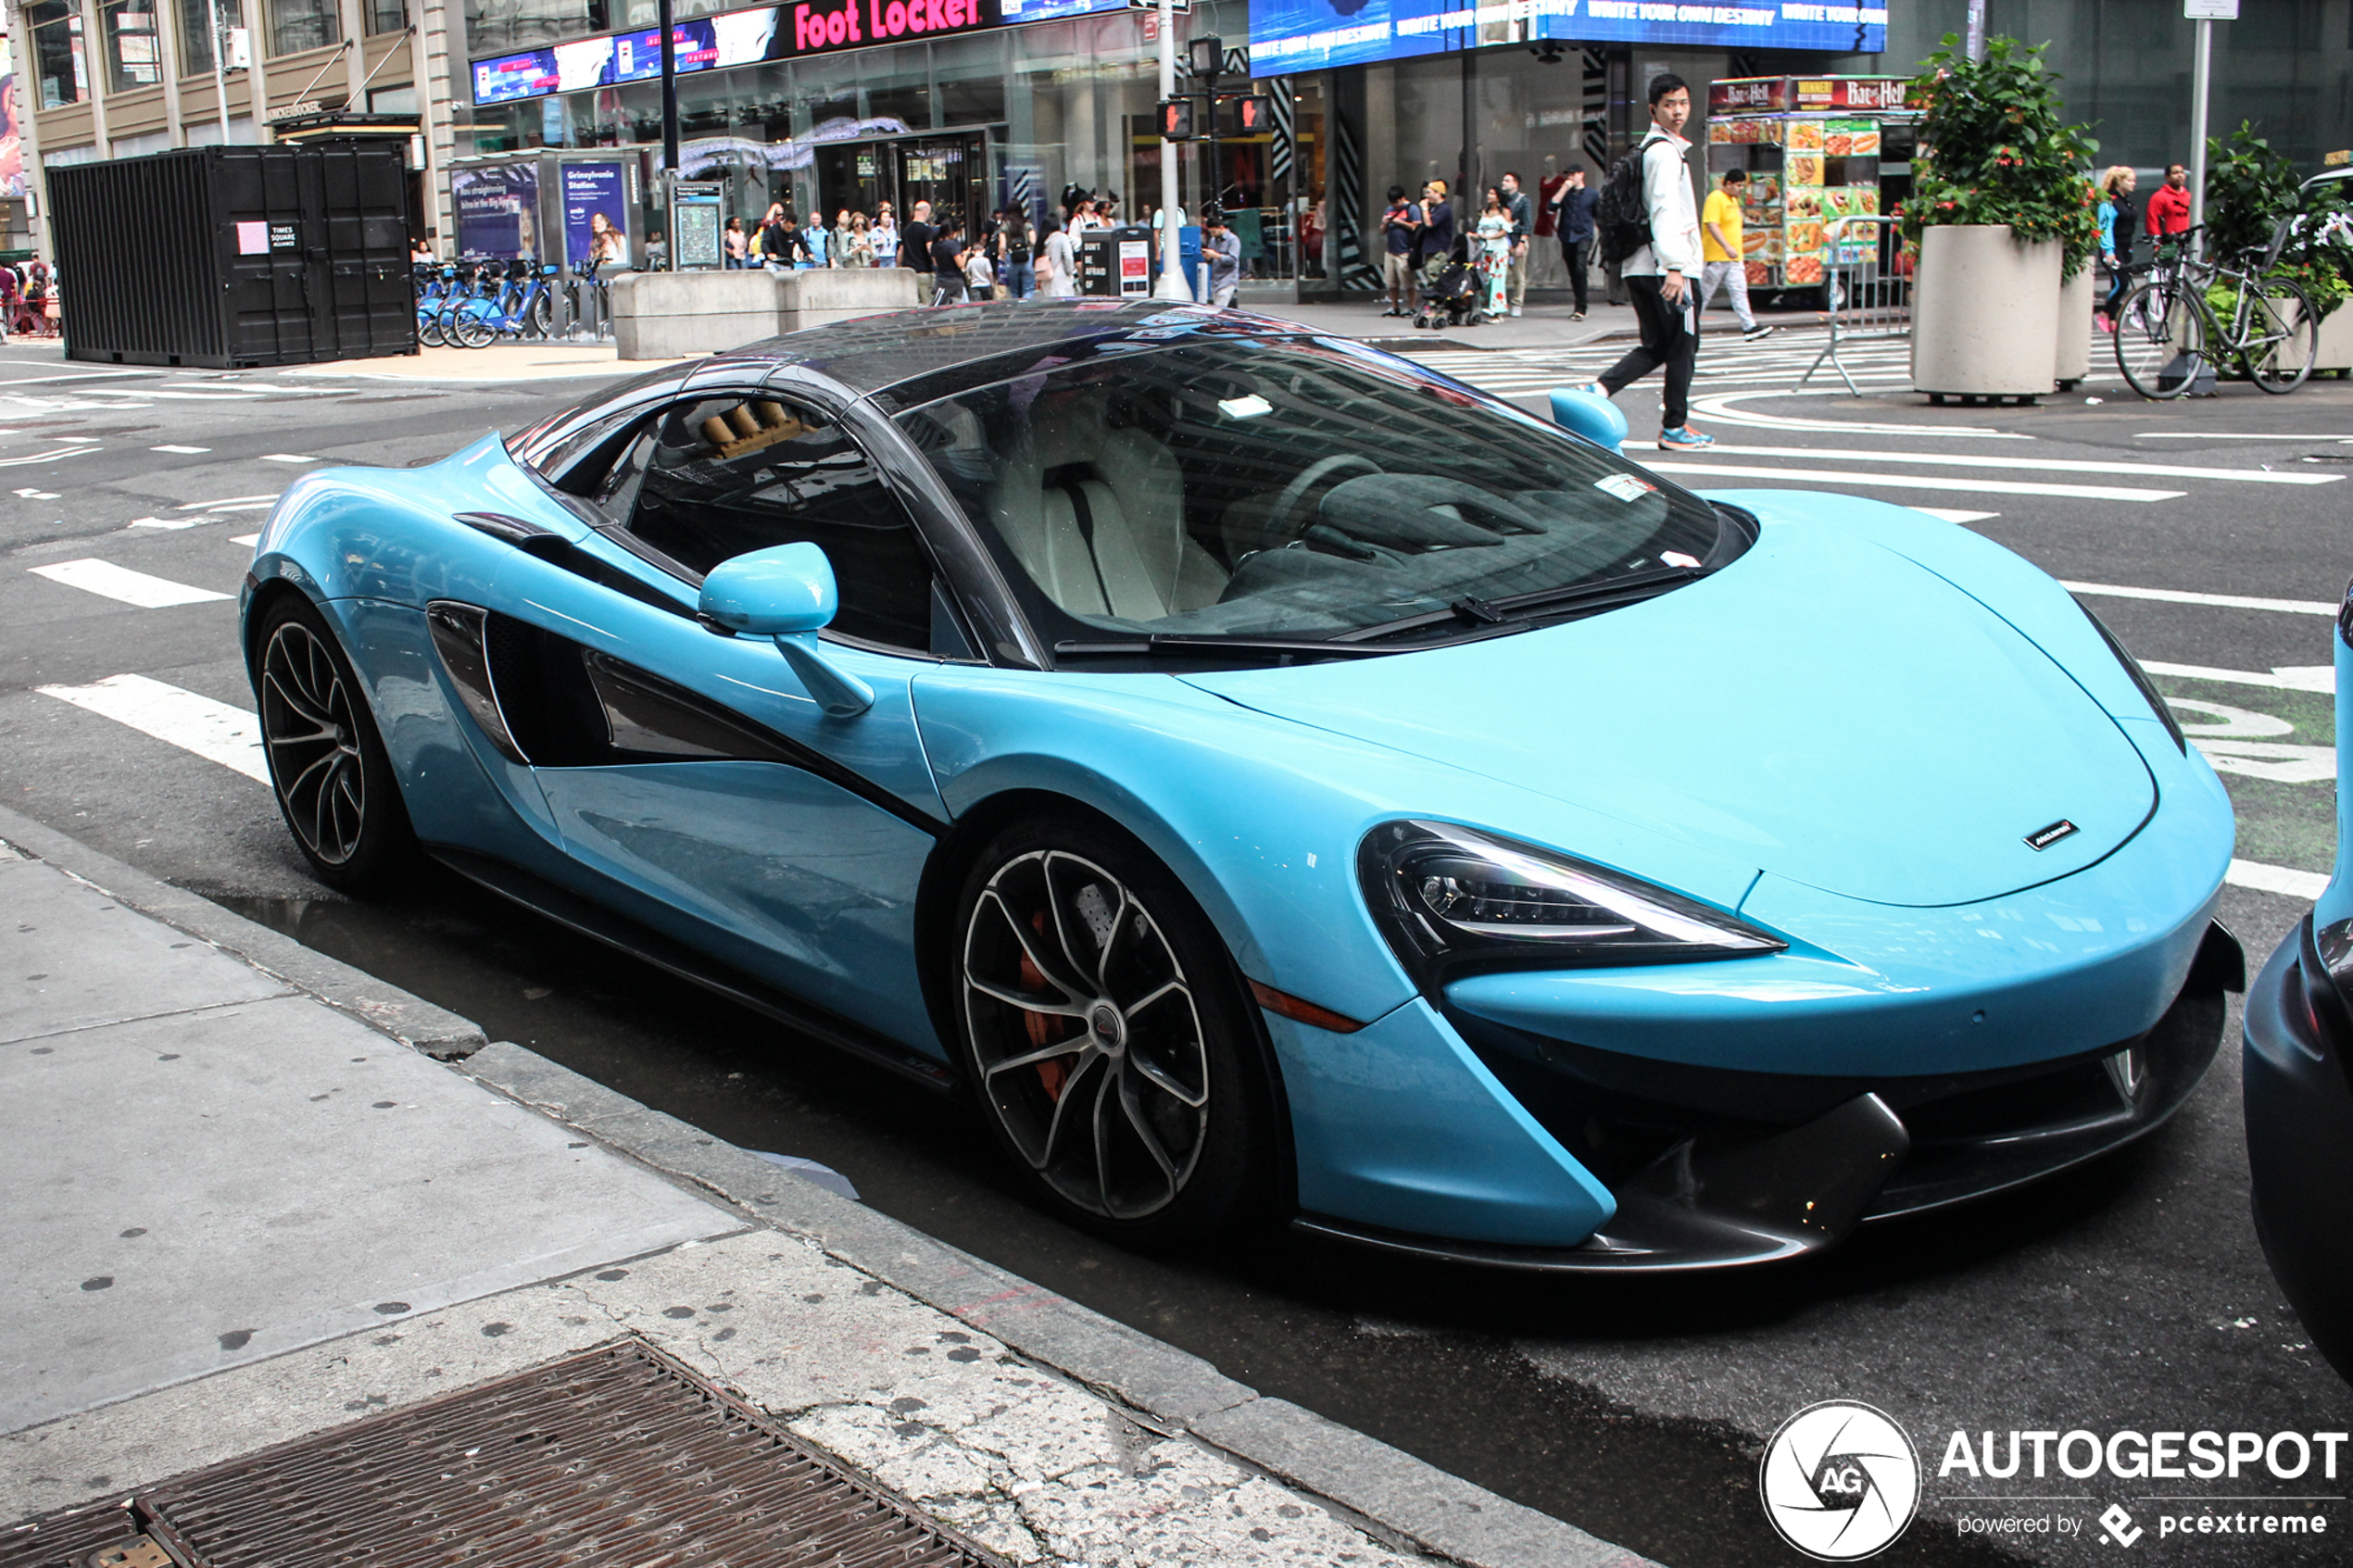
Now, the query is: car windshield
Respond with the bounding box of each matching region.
[890,336,1726,653]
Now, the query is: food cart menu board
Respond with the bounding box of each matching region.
[1708,76,1909,293]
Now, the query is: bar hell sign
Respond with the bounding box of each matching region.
[791,0,997,54]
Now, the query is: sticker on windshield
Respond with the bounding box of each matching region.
[1593,472,1657,502]
[1218,394,1275,419]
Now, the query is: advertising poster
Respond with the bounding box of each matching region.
[562,161,629,270]
[0,38,22,200]
[1247,0,1887,77]
[452,163,541,260]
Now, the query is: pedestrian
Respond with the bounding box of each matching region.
[903,200,937,296]
[2097,166,2139,329]
[964,238,996,301]
[1499,170,1533,318]
[801,215,828,269]
[874,207,900,269]
[1072,197,1101,232]
[644,228,670,271]
[1380,184,1421,317]
[1698,169,1772,341]
[930,220,969,305]
[1000,207,1036,299]
[834,208,858,268]
[1585,72,1712,450]
[724,217,748,269]
[2146,163,2192,243]
[1416,180,1454,306]
[409,235,435,265]
[1038,216,1077,297]
[756,204,789,272]
[1476,189,1512,320]
[1549,165,1597,320]
[1202,207,1241,307]
[843,211,875,267]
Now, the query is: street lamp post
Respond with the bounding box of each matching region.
[205,0,231,142]
[2183,0,2235,242]
[1151,0,1189,298]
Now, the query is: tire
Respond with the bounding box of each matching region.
[451,307,496,349]
[254,596,416,891]
[529,290,554,339]
[2246,280,2317,394]
[2116,279,2208,399]
[418,309,446,348]
[950,817,1275,1247]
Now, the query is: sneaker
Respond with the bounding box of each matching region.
[1657,426,1716,450]
[1509,306,1522,318]
[1570,310,1586,321]
[1743,324,1776,341]
[1576,381,1610,398]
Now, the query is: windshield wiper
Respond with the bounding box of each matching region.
[1340,563,1706,645]
[1055,634,1404,661]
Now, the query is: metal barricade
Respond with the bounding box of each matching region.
[1793,216,1911,395]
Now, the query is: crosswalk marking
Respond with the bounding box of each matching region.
[1688,444,2339,486]
[1909,508,1999,523]
[35,674,268,784]
[29,558,233,608]
[2145,661,2335,694]
[2062,581,2337,616]
[151,444,212,454]
[230,533,261,547]
[1647,461,2182,503]
[260,454,320,464]
[2228,859,2331,900]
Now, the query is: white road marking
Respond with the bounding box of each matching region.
[1908,508,2000,523]
[1691,444,2341,485]
[176,494,280,510]
[2062,581,2336,616]
[259,454,319,464]
[0,445,98,467]
[2145,661,2335,694]
[70,386,262,401]
[127,517,203,530]
[1687,391,2031,438]
[12,486,57,499]
[2135,433,2353,440]
[2227,859,2331,900]
[33,674,267,784]
[2196,745,2334,784]
[151,444,212,454]
[230,533,261,547]
[28,558,233,608]
[1647,462,2182,503]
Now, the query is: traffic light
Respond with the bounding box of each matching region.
[1217,94,1275,137]
[1158,96,1197,141]
[1187,34,1222,77]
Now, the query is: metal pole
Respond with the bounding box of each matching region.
[1151,0,1189,298]
[2188,17,2211,241]
[206,0,230,142]
[1964,0,1986,61]
[658,0,678,173]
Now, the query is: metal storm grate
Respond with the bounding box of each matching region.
[5,1339,1003,1568]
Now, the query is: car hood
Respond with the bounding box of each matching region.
[1180,518,2157,909]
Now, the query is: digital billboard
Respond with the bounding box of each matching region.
[1247,0,1888,78]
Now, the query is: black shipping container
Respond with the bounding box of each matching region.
[49,144,416,369]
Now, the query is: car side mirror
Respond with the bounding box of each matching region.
[1549,387,1629,450]
[698,543,873,718]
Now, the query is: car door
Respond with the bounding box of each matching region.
[477,389,969,1060]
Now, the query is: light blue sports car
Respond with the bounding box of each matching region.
[240,303,2241,1269]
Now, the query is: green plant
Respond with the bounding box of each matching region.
[2205,121,2353,319]
[1902,33,2101,279]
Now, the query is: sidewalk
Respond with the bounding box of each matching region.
[0,804,1652,1568]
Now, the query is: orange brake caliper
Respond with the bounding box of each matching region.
[1023,909,1071,1100]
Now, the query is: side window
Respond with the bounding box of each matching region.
[619,396,937,652]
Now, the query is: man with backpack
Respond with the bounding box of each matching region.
[1416,180,1455,300]
[1584,73,1713,450]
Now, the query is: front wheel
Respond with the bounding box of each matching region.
[951,819,1276,1246]
[450,307,496,349]
[255,596,415,890]
[2246,280,2318,394]
[418,308,446,348]
[2116,279,2208,399]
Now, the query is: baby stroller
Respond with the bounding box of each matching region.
[1414,236,1479,330]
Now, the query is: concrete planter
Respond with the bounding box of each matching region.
[1910,224,2063,398]
[611,267,925,358]
[2055,263,2095,386]
[2309,304,2353,374]
[778,267,921,334]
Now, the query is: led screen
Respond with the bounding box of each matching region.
[1247,0,1888,77]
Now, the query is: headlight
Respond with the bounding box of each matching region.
[2077,599,2186,754]
[1357,820,1786,987]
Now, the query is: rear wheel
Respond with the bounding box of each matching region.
[529,290,555,339]
[418,308,446,348]
[2245,280,2317,394]
[255,596,415,891]
[2117,279,2207,399]
[450,307,496,349]
[951,818,1274,1246]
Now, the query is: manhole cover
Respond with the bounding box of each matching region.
[6,1339,1003,1567]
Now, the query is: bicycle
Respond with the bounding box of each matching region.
[2115,223,2318,398]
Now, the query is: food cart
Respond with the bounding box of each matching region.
[1705,76,1920,304]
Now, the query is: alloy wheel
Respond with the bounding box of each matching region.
[259,620,370,867]
[961,849,1211,1220]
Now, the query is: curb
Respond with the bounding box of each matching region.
[0,802,1655,1568]
[0,804,484,1060]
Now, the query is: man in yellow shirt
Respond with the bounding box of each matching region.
[1699,169,1772,341]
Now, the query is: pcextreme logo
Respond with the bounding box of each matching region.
[1759,1401,1922,1562]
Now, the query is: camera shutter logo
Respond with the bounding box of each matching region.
[1759,1401,1921,1561]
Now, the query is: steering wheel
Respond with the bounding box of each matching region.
[1266,454,1383,542]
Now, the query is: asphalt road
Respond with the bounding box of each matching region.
[2,328,2347,1568]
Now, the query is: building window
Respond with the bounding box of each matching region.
[463,0,609,58]
[101,0,167,93]
[270,0,340,56]
[178,0,245,77]
[366,0,408,33]
[28,0,90,107]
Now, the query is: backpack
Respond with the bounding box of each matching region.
[1595,136,1663,266]
[1007,229,1032,264]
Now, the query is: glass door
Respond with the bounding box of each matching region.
[896,134,986,233]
